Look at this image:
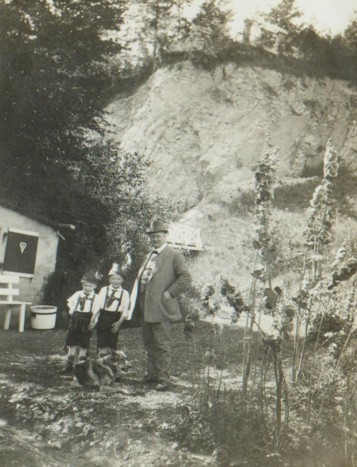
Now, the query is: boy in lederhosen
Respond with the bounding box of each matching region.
[95,263,130,358]
[62,272,100,373]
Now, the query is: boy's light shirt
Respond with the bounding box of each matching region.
[97,285,130,313]
[67,290,100,314]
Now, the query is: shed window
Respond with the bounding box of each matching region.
[3,228,39,276]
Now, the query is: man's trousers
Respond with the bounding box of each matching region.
[138,292,171,384]
[142,320,171,384]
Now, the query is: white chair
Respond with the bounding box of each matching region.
[0,275,32,332]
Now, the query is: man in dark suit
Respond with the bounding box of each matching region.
[127,220,191,391]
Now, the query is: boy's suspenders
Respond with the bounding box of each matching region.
[104,288,123,312]
[89,296,94,313]
[75,294,94,313]
[115,291,123,312]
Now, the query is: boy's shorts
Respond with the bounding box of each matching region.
[66,312,92,348]
[96,310,121,350]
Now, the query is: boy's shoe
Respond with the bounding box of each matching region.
[142,375,158,384]
[154,382,171,392]
[61,360,74,374]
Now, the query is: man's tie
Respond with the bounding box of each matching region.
[139,251,159,293]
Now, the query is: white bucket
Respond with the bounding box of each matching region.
[31,306,57,330]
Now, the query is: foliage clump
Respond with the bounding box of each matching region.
[0,1,172,311]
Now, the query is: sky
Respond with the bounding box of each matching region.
[190,0,357,36]
[230,0,356,35]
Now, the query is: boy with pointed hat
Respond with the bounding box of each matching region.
[62,271,100,373]
[95,258,131,358]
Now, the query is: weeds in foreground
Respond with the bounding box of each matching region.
[177,140,357,466]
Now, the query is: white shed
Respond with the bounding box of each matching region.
[0,205,59,305]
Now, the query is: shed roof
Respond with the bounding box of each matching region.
[0,199,75,232]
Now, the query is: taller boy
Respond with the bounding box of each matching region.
[127,220,191,391]
[95,263,130,358]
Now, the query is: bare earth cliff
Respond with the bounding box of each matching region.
[107,62,357,285]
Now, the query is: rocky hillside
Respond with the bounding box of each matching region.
[107,62,357,286]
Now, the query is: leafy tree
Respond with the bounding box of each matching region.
[329,15,357,80]
[0,0,171,311]
[257,0,303,56]
[0,0,128,202]
[343,16,357,52]
[188,0,233,62]
[117,0,192,73]
[295,25,328,62]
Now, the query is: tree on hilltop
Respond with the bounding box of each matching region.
[343,15,357,51]
[188,0,233,64]
[256,0,303,55]
[119,0,192,72]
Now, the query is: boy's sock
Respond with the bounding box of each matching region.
[78,347,87,360]
[67,346,76,358]
[98,348,108,358]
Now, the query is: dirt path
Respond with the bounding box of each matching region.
[0,323,240,466]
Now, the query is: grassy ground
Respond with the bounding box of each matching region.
[0,320,247,467]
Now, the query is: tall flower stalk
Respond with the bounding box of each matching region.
[292,139,340,382]
[303,139,340,280]
[242,148,278,397]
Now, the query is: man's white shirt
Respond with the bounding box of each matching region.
[140,243,167,287]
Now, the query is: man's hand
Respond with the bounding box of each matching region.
[163,291,173,299]
[111,321,121,333]
[88,323,95,331]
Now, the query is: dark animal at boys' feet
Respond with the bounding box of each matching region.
[74,351,131,392]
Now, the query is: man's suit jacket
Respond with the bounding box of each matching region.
[126,245,191,323]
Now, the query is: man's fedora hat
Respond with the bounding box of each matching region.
[146,220,169,234]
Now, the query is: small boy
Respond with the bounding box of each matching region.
[62,272,100,373]
[94,263,130,358]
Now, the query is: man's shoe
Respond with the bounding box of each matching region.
[142,375,158,384]
[155,382,170,391]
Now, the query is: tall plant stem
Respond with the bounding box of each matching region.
[306,296,330,421]
[292,248,308,382]
[317,323,355,419]
[291,314,300,383]
[295,298,313,382]
[248,251,258,330]
[273,351,282,448]
[314,288,357,420]
[344,375,350,467]
[242,251,258,398]
[262,345,289,450]
[251,293,267,392]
